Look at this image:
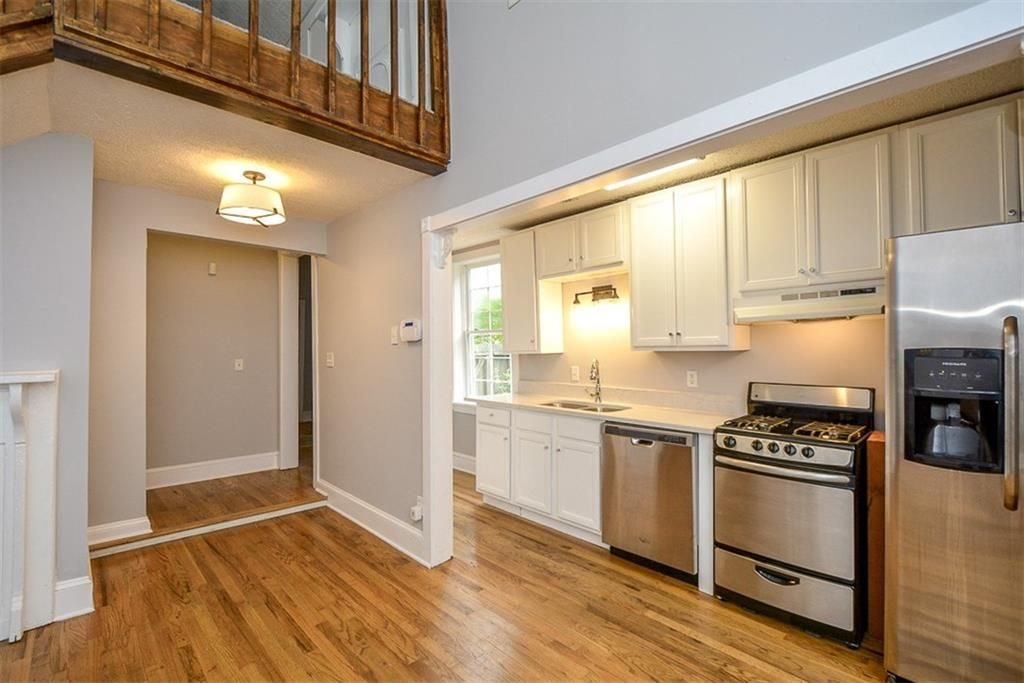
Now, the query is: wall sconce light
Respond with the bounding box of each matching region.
[573,285,620,305]
[217,170,287,228]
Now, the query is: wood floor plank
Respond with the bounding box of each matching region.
[1,471,885,682]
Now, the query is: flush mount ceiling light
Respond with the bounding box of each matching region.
[603,156,705,192]
[217,170,286,228]
[573,285,620,305]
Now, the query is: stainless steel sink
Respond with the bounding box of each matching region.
[540,401,630,413]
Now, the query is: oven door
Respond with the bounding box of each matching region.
[714,454,856,581]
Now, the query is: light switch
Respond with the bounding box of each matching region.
[234,358,244,371]
[570,365,580,383]
[325,352,335,368]
[390,326,399,346]
[208,261,217,276]
[686,370,699,388]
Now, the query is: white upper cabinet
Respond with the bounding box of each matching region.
[500,230,564,355]
[805,133,891,284]
[675,177,730,346]
[629,190,677,348]
[534,204,626,279]
[902,99,1021,234]
[730,156,807,293]
[534,217,578,278]
[500,230,539,353]
[630,179,749,351]
[579,204,627,270]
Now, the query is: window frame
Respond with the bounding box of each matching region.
[455,257,513,402]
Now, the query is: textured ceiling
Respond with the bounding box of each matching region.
[0,61,422,223]
[454,57,1024,249]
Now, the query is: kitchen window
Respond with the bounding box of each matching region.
[462,261,512,398]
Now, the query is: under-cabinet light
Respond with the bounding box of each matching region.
[603,157,704,191]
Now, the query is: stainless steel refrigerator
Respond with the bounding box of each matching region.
[887,222,1023,682]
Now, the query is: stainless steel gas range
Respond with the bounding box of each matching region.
[713,382,874,647]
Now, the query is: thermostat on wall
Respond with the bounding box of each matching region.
[399,319,423,343]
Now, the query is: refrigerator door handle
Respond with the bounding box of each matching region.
[1004,315,1020,511]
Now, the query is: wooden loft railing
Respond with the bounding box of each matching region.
[0,1,54,74]
[0,0,449,174]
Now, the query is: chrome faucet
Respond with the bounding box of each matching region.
[587,359,602,404]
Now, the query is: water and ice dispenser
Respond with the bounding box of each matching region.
[904,348,1003,473]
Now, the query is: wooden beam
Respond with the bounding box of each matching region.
[389,0,398,134]
[248,0,258,83]
[416,0,424,144]
[359,0,368,123]
[94,0,107,29]
[428,0,440,115]
[0,3,53,31]
[147,0,161,49]
[289,0,300,98]
[326,0,336,112]
[200,0,211,65]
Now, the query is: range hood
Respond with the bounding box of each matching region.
[734,283,885,324]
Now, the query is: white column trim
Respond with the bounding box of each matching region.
[278,253,300,470]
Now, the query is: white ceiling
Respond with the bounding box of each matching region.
[0,61,423,224]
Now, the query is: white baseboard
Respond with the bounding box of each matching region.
[146,451,278,489]
[54,576,94,622]
[453,451,476,474]
[316,479,428,567]
[87,516,153,545]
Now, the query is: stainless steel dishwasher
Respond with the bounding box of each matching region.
[601,423,697,578]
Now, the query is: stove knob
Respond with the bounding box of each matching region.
[767,442,780,454]
[751,439,764,452]
[723,436,737,448]
[801,446,815,459]
[783,444,797,456]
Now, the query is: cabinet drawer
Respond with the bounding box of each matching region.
[477,407,511,427]
[555,416,601,443]
[514,410,553,434]
[715,548,854,632]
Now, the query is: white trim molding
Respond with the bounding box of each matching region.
[453,452,476,474]
[53,577,94,622]
[317,479,429,567]
[278,252,300,470]
[146,451,279,489]
[87,516,153,545]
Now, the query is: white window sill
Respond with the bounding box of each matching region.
[452,400,477,416]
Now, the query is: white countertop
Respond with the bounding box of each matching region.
[472,393,728,435]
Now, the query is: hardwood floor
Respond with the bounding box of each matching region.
[3,470,884,681]
[93,424,323,550]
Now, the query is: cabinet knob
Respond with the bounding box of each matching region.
[544,445,549,450]
[798,268,807,275]
[809,266,817,274]
[1010,208,1019,217]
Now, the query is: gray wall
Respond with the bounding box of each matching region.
[0,133,94,581]
[453,411,475,457]
[146,233,279,469]
[90,180,326,527]
[317,1,980,522]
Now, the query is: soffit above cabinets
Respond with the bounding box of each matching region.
[453,57,1024,250]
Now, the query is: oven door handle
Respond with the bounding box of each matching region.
[714,454,853,485]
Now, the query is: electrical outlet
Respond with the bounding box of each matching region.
[570,365,580,383]
[233,358,244,371]
[686,370,699,388]
[325,352,335,368]
[410,496,424,522]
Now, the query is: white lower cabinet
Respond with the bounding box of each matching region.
[475,423,511,499]
[475,406,602,539]
[512,429,553,514]
[554,437,601,532]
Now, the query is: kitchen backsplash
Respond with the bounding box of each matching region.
[516,274,887,427]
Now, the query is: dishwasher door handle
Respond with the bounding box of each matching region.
[630,438,656,447]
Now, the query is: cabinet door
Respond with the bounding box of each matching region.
[905,100,1021,233]
[731,156,808,292]
[578,205,625,271]
[806,133,891,284]
[476,424,510,500]
[500,231,538,353]
[674,177,729,346]
[512,429,553,514]
[629,191,677,348]
[554,437,601,532]
[535,218,578,279]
